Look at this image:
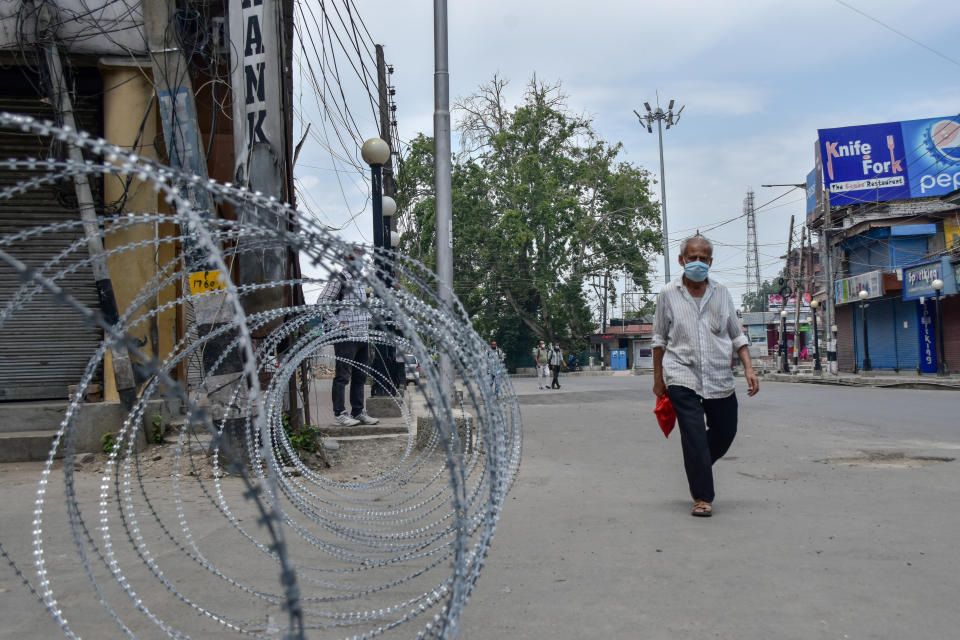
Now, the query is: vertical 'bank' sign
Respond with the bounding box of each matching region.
[230,0,283,184]
[817,121,909,206]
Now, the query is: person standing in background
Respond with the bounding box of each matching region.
[548,342,564,389]
[317,248,380,427]
[533,340,550,390]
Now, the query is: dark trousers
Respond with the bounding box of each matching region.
[666,385,738,503]
[333,341,369,416]
[550,365,561,388]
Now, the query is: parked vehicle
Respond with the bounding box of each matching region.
[404,354,420,385]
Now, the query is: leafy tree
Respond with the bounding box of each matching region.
[396,76,661,367]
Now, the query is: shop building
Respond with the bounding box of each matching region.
[808,114,960,374]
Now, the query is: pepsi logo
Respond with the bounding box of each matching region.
[931,119,960,162]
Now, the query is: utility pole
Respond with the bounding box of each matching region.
[374,44,403,393]
[819,189,838,375]
[603,272,609,369]
[377,45,397,201]
[781,215,795,373]
[635,97,683,283]
[590,273,609,370]
[793,225,805,367]
[41,34,137,410]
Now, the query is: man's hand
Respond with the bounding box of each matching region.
[736,345,759,396]
[653,376,666,398]
[744,369,759,396]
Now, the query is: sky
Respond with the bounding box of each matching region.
[293,0,960,311]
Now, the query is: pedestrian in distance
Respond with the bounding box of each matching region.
[652,234,759,518]
[317,247,380,427]
[532,340,551,389]
[488,340,505,396]
[548,342,564,389]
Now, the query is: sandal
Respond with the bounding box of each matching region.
[691,500,713,517]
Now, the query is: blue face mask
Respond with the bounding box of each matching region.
[683,260,710,282]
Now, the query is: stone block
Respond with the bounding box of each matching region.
[415,410,475,453]
[365,395,402,418]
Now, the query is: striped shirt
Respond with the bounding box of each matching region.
[316,270,371,340]
[652,277,748,399]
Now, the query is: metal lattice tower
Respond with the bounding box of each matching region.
[744,188,761,297]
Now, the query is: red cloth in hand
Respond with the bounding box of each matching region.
[654,395,676,438]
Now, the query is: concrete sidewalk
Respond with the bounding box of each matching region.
[762,370,960,390]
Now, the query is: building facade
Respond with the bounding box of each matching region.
[808,113,960,374]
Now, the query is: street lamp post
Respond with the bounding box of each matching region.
[858,289,871,372]
[362,137,391,247]
[635,98,683,283]
[932,279,948,376]
[810,299,822,372]
[780,310,789,373]
[830,324,838,374]
[362,137,394,397]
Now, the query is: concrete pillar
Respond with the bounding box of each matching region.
[99,62,165,401]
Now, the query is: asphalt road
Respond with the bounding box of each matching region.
[458,374,960,639]
[1,375,958,639]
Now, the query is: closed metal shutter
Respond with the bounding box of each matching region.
[0,66,104,401]
[837,304,854,371]
[851,297,920,371]
[855,298,898,369]
[893,299,920,372]
[943,295,960,375]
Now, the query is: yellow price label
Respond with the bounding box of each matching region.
[189,270,226,295]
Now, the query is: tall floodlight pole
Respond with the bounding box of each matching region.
[434,0,454,399]
[635,98,683,283]
[434,0,452,308]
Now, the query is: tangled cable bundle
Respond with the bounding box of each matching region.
[0,112,522,639]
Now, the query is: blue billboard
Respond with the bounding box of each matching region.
[805,168,817,216]
[818,121,908,206]
[818,115,960,207]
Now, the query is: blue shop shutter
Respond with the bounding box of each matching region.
[865,300,898,369]
[855,299,902,370]
[848,244,873,276]
[894,299,920,370]
[889,237,929,268]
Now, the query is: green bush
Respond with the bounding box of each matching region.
[100,431,118,454]
[151,413,164,444]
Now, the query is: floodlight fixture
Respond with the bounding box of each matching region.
[668,99,674,110]
[644,102,652,112]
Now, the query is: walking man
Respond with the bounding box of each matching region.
[488,340,505,395]
[548,342,564,389]
[533,340,550,389]
[652,235,759,517]
[317,248,380,427]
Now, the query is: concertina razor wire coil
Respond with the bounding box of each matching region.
[0,112,522,639]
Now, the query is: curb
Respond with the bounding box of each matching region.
[762,373,960,391]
